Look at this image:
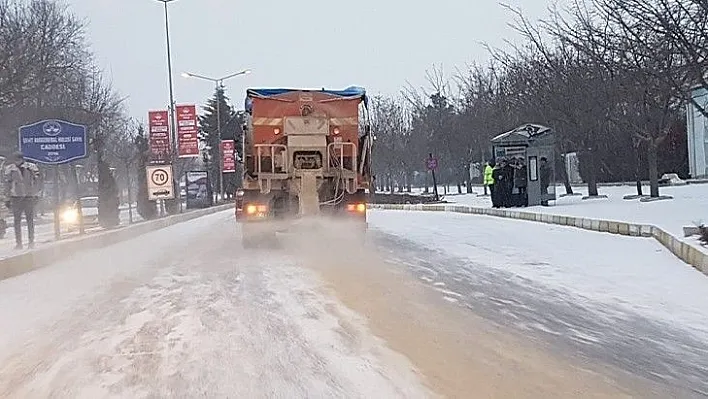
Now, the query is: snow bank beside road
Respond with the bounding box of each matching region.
[446,184,708,238]
[369,210,708,342]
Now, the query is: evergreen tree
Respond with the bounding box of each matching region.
[198,86,241,197]
[97,157,120,228]
[93,131,120,228]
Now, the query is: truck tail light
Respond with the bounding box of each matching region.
[246,204,268,215]
[347,203,366,213]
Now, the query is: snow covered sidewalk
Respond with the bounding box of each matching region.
[386,184,708,273]
[446,184,708,238]
[0,208,143,261]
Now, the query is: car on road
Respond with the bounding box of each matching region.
[61,196,100,231]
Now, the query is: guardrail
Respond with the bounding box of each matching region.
[370,203,708,277]
[0,204,233,281]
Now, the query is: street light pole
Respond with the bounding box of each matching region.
[215,80,223,201]
[182,69,250,201]
[162,0,176,134]
[156,0,181,211]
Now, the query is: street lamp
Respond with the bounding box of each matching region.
[153,0,182,211]
[182,69,251,200]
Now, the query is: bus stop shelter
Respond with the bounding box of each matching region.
[491,123,556,206]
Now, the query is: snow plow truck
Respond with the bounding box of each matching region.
[235,86,373,248]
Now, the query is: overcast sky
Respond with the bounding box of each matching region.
[66,0,558,121]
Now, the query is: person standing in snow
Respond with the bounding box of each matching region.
[513,157,528,207]
[4,151,42,249]
[491,159,504,208]
[540,157,551,206]
[501,158,514,207]
[483,160,495,197]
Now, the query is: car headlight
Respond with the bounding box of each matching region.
[62,209,79,223]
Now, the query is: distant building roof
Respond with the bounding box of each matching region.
[491,123,553,145]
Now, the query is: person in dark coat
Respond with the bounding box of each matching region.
[4,152,42,249]
[490,159,504,208]
[540,157,551,206]
[501,159,514,207]
[513,157,528,207]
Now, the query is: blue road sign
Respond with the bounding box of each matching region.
[18,119,88,165]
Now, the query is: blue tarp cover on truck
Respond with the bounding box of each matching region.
[245,86,367,112]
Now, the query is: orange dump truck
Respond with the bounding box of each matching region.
[235,87,373,247]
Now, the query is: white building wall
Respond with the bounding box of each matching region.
[687,87,708,178]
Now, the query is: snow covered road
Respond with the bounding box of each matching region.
[369,210,708,398]
[1,209,704,398]
[0,212,429,398]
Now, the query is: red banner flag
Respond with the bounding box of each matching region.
[148,110,171,163]
[221,140,236,173]
[176,104,199,158]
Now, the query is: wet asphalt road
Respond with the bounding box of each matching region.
[370,230,708,398]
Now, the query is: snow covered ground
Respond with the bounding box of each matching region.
[368,209,708,395]
[0,211,430,398]
[2,207,707,396]
[369,209,708,341]
[437,183,708,238]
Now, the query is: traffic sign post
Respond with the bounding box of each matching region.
[148,110,183,214]
[146,165,175,201]
[19,119,89,240]
[53,167,60,239]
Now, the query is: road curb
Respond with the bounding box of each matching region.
[0,204,233,281]
[370,203,708,277]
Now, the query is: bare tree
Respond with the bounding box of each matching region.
[599,0,686,197]
[503,3,623,196]
[370,95,412,192]
[608,0,708,116]
[372,1,692,197]
[0,0,127,156]
[109,118,141,223]
[0,0,134,226]
[541,0,685,197]
[0,0,89,116]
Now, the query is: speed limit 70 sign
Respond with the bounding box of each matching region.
[146,165,175,200]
